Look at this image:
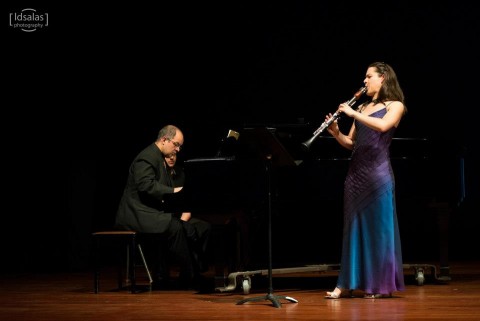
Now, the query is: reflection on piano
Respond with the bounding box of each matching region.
[182,155,267,281]
[182,127,298,283]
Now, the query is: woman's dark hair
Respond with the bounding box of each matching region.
[370,62,407,113]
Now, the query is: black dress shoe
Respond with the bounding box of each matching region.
[173,273,210,291]
[192,274,214,293]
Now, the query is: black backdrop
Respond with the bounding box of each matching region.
[4,2,479,272]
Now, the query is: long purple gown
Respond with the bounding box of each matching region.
[336,107,405,295]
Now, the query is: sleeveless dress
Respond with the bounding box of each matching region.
[336,107,405,294]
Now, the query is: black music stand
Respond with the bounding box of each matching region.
[235,127,298,308]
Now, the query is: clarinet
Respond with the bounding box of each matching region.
[301,86,367,150]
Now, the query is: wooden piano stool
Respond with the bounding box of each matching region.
[91,231,153,293]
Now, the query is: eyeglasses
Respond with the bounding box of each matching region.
[167,138,182,150]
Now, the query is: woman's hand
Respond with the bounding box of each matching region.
[337,103,355,117]
[326,113,340,137]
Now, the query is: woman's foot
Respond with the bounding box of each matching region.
[325,287,352,299]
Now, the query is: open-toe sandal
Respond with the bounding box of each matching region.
[325,291,340,299]
[325,289,353,299]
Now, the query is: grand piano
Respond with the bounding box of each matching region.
[180,125,465,289]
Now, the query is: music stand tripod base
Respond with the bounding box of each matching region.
[236,293,298,308]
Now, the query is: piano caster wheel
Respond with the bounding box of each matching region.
[415,268,425,286]
[242,276,251,295]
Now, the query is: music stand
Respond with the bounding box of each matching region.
[235,127,298,308]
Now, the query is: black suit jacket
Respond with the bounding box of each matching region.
[115,143,176,233]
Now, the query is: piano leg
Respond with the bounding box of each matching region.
[199,209,251,289]
[432,200,451,281]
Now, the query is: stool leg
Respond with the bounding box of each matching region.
[121,244,127,290]
[138,244,153,287]
[130,235,137,293]
[93,236,100,294]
